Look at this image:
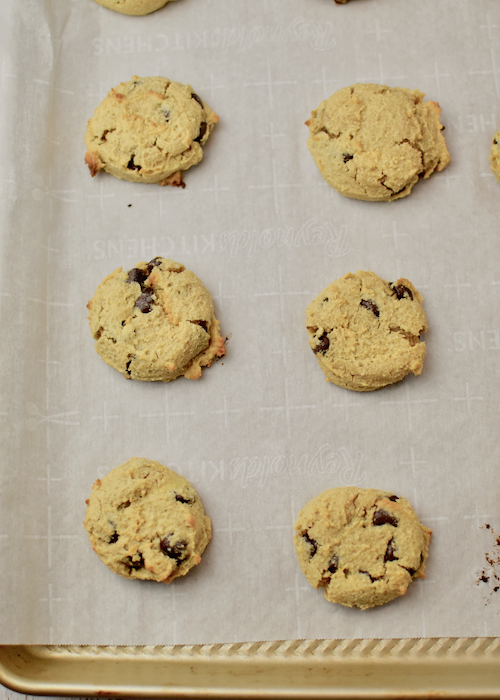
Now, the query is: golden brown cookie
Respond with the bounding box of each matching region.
[87,257,225,382]
[84,458,212,582]
[91,0,177,14]
[306,83,450,201]
[490,128,500,185]
[84,76,218,187]
[306,270,428,391]
[294,486,431,609]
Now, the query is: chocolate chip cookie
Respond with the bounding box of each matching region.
[306,270,428,391]
[84,458,212,582]
[490,128,500,185]
[91,0,178,14]
[87,257,225,382]
[85,76,218,187]
[294,487,431,609]
[306,83,450,201]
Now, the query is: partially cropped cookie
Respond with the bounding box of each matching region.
[294,487,431,610]
[92,0,177,13]
[306,271,427,391]
[84,76,218,187]
[490,128,500,185]
[306,83,450,201]
[87,257,225,382]
[84,458,211,582]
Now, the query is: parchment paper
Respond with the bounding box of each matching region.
[1,0,500,645]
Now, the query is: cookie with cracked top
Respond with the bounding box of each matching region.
[294,486,431,609]
[91,0,178,14]
[87,257,225,382]
[84,458,212,582]
[306,83,450,201]
[490,128,500,185]
[306,270,428,391]
[84,76,218,187]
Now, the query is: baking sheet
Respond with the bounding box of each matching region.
[1,0,500,646]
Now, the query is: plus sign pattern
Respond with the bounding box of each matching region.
[1,0,500,646]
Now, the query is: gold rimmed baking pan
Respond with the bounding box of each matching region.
[1,638,500,698]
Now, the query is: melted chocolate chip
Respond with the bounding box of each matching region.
[405,566,417,576]
[175,493,194,504]
[160,534,188,562]
[125,359,132,376]
[494,139,498,145]
[194,122,207,144]
[360,299,379,317]
[390,283,414,301]
[127,156,141,171]
[135,289,155,313]
[125,553,144,570]
[313,331,330,355]
[373,509,398,527]
[118,500,131,510]
[328,555,339,574]
[191,93,204,108]
[384,538,398,562]
[388,495,399,502]
[109,531,119,544]
[342,153,354,162]
[127,268,148,285]
[303,532,318,558]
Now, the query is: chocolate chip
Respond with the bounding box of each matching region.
[175,493,194,504]
[303,532,318,558]
[109,531,119,544]
[194,122,207,144]
[191,93,204,108]
[160,534,188,562]
[390,283,414,301]
[405,566,417,576]
[388,495,399,502]
[373,509,398,527]
[118,500,131,510]
[494,139,498,145]
[360,299,379,317]
[342,153,354,162]
[127,156,141,171]
[127,268,148,285]
[135,289,155,313]
[328,555,339,573]
[144,257,163,277]
[313,331,330,355]
[384,538,398,562]
[125,553,144,570]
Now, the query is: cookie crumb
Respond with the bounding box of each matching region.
[476,523,500,605]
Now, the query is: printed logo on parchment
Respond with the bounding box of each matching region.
[220,220,350,259]
[229,445,367,489]
[92,19,336,56]
[89,221,349,261]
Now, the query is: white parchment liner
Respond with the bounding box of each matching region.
[1,0,500,644]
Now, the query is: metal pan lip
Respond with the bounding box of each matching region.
[2,638,500,699]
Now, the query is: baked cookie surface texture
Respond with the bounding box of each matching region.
[294,487,431,609]
[85,458,211,582]
[306,270,428,391]
[85,76,218,186]
[92,0,177,14]
[306,83,450,201]
[87,257,225,382]
[490,128,500,185]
